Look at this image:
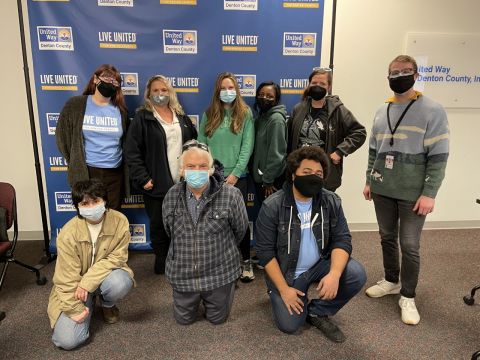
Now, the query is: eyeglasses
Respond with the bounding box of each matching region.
[98,75,121,87]
[312,67,332,72]
[388,68,415,79]
[182,141,209,153]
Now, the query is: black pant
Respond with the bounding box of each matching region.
[87,165,124,211]
[254,173,285,207]
[234,177,251,261]
[144,195,170,259]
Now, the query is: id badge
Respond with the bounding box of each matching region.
[385,155,394,169]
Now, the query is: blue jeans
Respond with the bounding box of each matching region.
[52,269,133,350]
[372,193,426,298]
[269,258,366,334]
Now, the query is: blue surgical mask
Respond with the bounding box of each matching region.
[185,170,209,189]
[79,203,106,222]
[220,89,237,103]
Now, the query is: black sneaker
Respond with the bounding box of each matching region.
[307,315,346,343]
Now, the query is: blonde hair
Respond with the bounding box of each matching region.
[143,75,184,115]
[388,55,418,74]
[204,72,249,137]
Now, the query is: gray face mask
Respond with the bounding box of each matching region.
[150,94,170,106]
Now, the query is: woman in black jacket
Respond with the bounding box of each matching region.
[125,75,197,274]
[287,68,366,191]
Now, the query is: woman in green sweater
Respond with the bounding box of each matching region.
[198,72,255,282]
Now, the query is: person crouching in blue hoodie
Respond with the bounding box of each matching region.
[255,146,366,342]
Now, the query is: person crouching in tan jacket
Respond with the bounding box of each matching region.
[47,178,134,350]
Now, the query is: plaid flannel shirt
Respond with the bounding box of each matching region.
[162,171,248,292]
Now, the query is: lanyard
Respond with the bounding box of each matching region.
[386,99,416,146]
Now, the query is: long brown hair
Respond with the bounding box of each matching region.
[204,72,249,137]
[83,64,128,115]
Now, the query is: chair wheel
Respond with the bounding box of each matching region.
[36,276,47,286]
[464,295,475,305]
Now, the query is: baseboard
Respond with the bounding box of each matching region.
[10,221,480,240]
[350,220,480,232]
[7,231,46,241]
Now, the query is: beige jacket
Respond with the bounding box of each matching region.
[47,209,134,328]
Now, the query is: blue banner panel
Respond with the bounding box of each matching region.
[27,0,325,252]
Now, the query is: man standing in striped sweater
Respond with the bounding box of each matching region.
[363,55,449,325]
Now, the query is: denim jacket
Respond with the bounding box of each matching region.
[255,183,352,288]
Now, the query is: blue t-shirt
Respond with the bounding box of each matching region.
[82,96,123,168]
[294,198,321,279]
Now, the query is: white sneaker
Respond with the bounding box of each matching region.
[398,296,420,325]
[365,279,401,298]
[240,260,255,283]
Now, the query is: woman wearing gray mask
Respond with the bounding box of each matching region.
[125,75,197,274]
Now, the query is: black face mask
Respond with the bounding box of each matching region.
[293,174,324,198]
[307,85,327,101]
[388,74,415,94]
[257,98,275,113]
[97,81,118,98]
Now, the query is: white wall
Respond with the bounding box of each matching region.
[321,0,480,228]
[1,1,45,238]
[1,0,479,239]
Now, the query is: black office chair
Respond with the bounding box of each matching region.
[0,182,47,291]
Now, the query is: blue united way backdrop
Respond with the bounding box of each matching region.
[27,0,325,252]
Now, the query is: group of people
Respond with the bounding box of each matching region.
[48,54,449,350]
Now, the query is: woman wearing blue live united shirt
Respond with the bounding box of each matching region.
[56,64,129,210]
[198,72,255,282]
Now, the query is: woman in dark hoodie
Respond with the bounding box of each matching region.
[251,81,287,204]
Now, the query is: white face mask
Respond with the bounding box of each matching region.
[79,202,106,222]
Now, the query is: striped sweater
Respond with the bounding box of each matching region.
[366,92,449,201]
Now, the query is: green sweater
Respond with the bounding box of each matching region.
[366,93,449,201]
[251,105,287,185]
[198,108,254,178]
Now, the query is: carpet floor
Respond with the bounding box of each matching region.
[1,229,479,359]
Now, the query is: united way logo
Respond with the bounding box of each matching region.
[37,26,74,51]
[235,74,256,97]
[283,32,316,56]
[129,224,146,243]
[55,192,75,212]
[120,73,139,95]
[46,113,59,135]
[163,30,197,54]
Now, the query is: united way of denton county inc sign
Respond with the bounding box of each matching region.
[407,32,480,108]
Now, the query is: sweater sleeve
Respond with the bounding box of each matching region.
[262,114,287,185]
[197,113,208,144]
[365,114,378,186]
[422,107,449,198]
[231,109,254,178]
[56,98,75,163]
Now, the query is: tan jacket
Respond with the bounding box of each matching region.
[47,209,134,328]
